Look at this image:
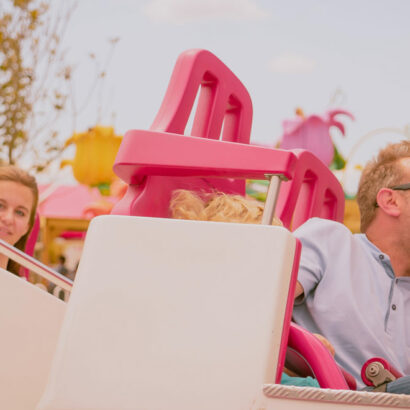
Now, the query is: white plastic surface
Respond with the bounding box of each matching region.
[0,269,66,410]
[37,215,296,410]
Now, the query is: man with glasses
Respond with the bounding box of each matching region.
[291,140,410,391]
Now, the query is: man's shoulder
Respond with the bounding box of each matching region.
[293,217,352,239]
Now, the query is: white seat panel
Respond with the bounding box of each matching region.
[0,269,66,410]
[38,215,296,410]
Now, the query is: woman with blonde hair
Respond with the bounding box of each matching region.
[0,165,39,275]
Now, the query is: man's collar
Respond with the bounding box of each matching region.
[356,233,395,279]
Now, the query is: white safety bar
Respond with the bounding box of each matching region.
[0,238,73,292]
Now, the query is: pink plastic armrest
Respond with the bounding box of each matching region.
[112,132,298,217]
[114,132,297,183]
[286,323,352,390]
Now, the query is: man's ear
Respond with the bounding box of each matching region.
[376,188,401,217]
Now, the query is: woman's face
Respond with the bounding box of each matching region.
[0,181,34,246]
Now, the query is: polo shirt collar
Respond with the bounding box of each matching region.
[356,233,395,279]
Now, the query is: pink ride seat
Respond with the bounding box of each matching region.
[109,49,351,390]
[112,49,344,230]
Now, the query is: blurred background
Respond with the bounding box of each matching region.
[1,0,409,283]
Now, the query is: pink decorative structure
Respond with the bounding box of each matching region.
[280,109,354,166]
[111,49,348,389]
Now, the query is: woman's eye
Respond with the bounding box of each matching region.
[15,209,26,217]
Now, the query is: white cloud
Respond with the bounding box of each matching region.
[142,0,270,24]
[268,53,317,74]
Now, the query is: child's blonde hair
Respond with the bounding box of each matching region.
[170,189,282,226]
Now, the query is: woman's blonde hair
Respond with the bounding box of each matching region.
[357,140,410,232]
[0,165,39,274]
[170,189,282,226]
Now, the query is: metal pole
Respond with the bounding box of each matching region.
[0,238,73,291]
[261,174,286,226]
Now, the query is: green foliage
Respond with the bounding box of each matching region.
[0,0,74,170]
[246,179,268,202]
[330,144,347,170]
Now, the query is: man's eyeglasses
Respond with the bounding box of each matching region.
[390,183,410,191]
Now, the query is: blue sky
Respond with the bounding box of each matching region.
[54,0,410,192]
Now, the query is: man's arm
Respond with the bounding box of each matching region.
[292,218,334,303]
[294,280,304,300]
[293,281,336,356]
[314,333,335,356]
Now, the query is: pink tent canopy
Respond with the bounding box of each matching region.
[38,184,118,219]
[36,184,120,244]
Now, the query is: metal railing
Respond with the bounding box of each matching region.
[261,174,287,225]
[0,238,73,292]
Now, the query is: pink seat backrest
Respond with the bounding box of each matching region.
[151,49,252,143]
[112,49,253,217]
[276,149,345,230]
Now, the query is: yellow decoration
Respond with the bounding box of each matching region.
[295,107,305,118]
[61,126,122,189]
[344,198,361,233]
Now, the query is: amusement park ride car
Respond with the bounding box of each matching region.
[0,49,408,410]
